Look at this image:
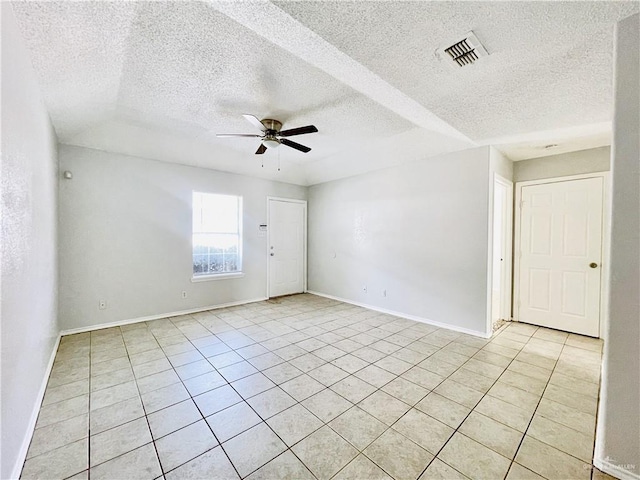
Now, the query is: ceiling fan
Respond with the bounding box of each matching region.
[217,114,318,154]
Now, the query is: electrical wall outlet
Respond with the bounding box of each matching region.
[181,291,187,299]
[99,300,107,310]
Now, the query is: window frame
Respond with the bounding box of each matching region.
[191,191,244,282]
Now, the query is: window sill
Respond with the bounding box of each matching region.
[191,272,245,282]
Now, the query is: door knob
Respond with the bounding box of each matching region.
[590,262,598,268]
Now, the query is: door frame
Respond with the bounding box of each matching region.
[513,172,610,339]
[486,174,514,336]
[266,197,308,298]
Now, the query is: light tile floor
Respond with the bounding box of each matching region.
[21,294,610,480]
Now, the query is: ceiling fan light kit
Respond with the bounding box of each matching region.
[217,114,318,155]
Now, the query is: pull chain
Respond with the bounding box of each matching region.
[278,147,281,172]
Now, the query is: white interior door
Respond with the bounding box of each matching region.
[517,177,603,337]
[268,199,306,298]
[492,178,512,327]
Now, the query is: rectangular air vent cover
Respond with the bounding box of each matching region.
[440,31,488,67]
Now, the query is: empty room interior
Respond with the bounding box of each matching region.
[2,2,639,480]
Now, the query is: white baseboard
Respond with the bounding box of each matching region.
[10,334,61,480]
[594,457,640,480]
[307,291,490,338]
[60,297,268,336]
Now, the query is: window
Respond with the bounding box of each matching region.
[192,192,242,277]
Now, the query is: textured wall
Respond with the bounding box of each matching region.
[595,13,639,479]
[513,146,610,182]
[308,147,492,335]
[1,4,60,478]
[58,145,307,331]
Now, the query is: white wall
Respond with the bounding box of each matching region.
[1,4,60,478]
[308,147,493,336]
[595,13,639,480]
[513,146,610,182]
[58,145,306,331]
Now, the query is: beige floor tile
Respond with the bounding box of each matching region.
[536,398,596,436]
[90,443,161,480]
[262,362,303,384]
[448,368,495,393]
[438,432,511,480]
[209,351,244,369]
[527,414,593,462]
[267,404,323,446]
[183,371,227,396]
[354,364,396,388]
[430,350,469,368]
[247,387,296,419]
[174,358,213,380]
[515,351,557,370]
[28,413,88,459]
[206,401,262,442]
[165,446,238,479]
[90,367,135,392]
[401,366,445,390]
[392,408,454,454]
[21,438,88,480]
[473,395,534,432]
[132,357,173,379]
[232,373,277,399]
[218,360,259,383]
[148,399,202,439]
[330,375,377,404]
[90,417,152,466]
[236,343,269,359]
[272,344,307,361]
[506,462,547,480]
[156,420,218,472]
[592,467,619,480]
[418,357,460,377]
[543,384,598,415]
[392,347,431,365]
[279,374,325,401]
[90,396,145,435]
[461,358,505,380]
[434,379,484,408]
[329,406,387,450]
[473,350,512,368]
[43,379,89,406]
[364,428,433,480]
[289,353,327,372]
[91,357,132,377]
[415,392,471,429]
[381,376,429,405]
[90,381,139,411]
[135,369,181,395]
[314,345,348,362]
[374,356,413,375]
[246,451,314,480]
[548,372,599,398]
[302,388,353,422]
[331,354,369,373]
[35,394,89,428]
[507,360,553,382]
[308,363,350,386]
[487,382,540,410]
[141,382,189,414]
[459,411,523,458]
[358,390,410,426]
[249,352,286,370]
[292,426,359,480]
[334,454,393,480]
[129,348,166,367]
[352,346,387,363]
[419,458,469,479]
[499,370,547,396]
[515,435,590,480]
[223,423,287,477]
[194,384,243,416]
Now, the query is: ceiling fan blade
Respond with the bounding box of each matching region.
[278,125,318,137]
[242,114,266,131]
[216,133,262,138]
[255,144,267,155]
[281,138,311,153]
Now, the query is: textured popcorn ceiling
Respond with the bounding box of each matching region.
[11,1,638,185]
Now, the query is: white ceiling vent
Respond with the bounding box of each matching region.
[438,32,488,67]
